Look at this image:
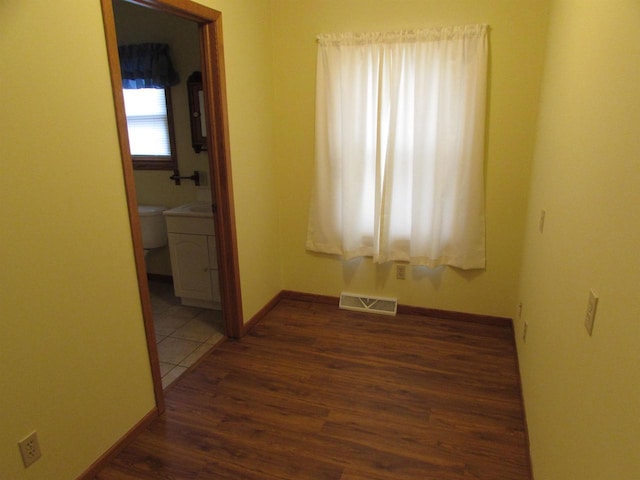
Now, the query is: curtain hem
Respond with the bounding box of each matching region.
[306,243,485,270]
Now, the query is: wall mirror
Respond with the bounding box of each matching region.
[187,71,207,153]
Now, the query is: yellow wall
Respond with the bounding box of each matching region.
[271,0,551,318]
[0,0,279,477]
[201,0,282,320]
[6,0,636,478]
[0,2,155,478]
[516,0,640,478]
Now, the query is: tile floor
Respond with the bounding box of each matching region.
[148,280,225,389]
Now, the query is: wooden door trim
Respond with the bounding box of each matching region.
[198,9,244,339]
[100,0,244,413]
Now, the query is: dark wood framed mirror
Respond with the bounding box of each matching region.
[187,71,207,153]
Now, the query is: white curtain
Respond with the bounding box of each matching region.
[306,25,488,269]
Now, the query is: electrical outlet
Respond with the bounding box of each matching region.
[539,209,546,233]
[396,264,406,280]
[18,431,41,468]
[523,320,529,342]
[584,289,599,336]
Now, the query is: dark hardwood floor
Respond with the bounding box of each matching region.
[95,299,531,479]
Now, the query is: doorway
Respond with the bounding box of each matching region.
[100,0,243,412]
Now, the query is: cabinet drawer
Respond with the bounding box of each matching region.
[165,215,215,236]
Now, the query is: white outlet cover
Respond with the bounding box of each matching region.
[18,431,41,468]
[396,264,406,280]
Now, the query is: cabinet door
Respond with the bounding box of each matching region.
[168,233,212,301]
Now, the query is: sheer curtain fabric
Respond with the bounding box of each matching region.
[307,25,488,269]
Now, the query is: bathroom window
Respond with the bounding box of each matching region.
[122,87,178,170]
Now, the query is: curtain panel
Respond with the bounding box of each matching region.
[306,25,488,269]
[118,43,179,89]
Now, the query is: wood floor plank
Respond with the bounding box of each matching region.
[94,299,531,480]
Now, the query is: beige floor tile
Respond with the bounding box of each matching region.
[153,307,198,336]
[196,308,224,323]
[157,337,200,365]
[169,304,204,320]
[150,298,173,315]
[195,309,225,336]
[161,365,188,389]
[179,343,213,368]
[149,284,180,314]
[205,331,225,345]
[149,280,226,390]
[159,361,175,376]
[172,316,217,342]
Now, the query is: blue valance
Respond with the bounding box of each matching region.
[118,43,179,89]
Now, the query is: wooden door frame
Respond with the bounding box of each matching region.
[100,0,244,412]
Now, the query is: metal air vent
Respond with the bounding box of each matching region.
[339,292,397,316]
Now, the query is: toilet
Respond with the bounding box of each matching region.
[138,205,168,256]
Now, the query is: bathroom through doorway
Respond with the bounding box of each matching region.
[100,0,243,411]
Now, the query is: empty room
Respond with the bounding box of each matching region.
[1,1,638,479]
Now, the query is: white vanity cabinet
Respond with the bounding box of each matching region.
[163,203,221,310]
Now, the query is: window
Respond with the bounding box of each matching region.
[306,25,488,269]
[122,87,177,170]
